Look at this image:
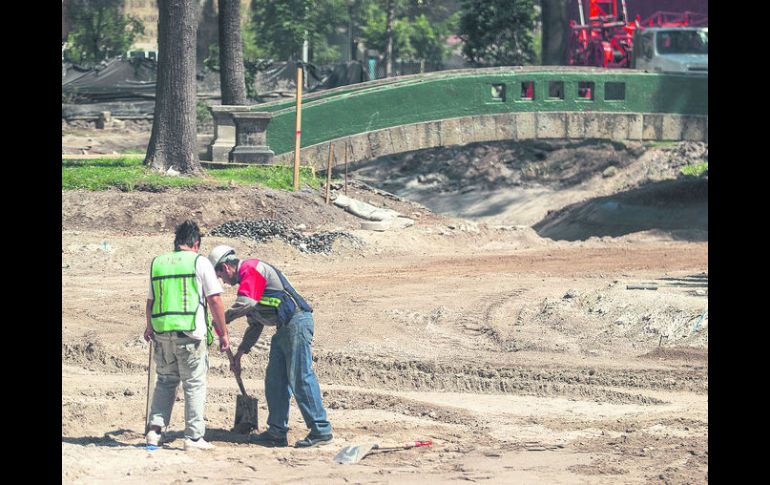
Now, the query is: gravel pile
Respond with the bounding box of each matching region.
[209,219,363,253]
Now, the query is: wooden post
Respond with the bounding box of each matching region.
[325,143,333,204]
[293,67,303,191]
[344,142,348,195]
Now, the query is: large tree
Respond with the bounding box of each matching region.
[540,0,569,65]
[459,0,537,66]
[63,0,144,63]
[144,0,201,174]
[218,0,248,104]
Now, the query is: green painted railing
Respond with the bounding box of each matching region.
[256,67,707,156]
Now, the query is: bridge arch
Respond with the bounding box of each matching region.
[210,67,707,167]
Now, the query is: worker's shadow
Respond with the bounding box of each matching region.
[62,427,253,448]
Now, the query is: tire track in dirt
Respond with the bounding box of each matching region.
[458,289,529,351]
[62,336,706,401]
[308,353,705,403]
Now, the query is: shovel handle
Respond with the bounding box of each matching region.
[226,348,249,396]
[376,440,433,451]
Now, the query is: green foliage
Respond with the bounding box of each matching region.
[459,0,537,66]
[249,0,314,61]
[62,157,320,191]
[680,161,708,177]
[63,0,144,63]
[196,100,213,125]
[358,1,452,63]
[244,0,452,66]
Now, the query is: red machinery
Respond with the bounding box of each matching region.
[567,0,708,68]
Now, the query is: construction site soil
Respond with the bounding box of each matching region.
[62,129,708,484]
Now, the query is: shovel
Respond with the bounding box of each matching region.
[333,440,432,465]
[226,349,259,434]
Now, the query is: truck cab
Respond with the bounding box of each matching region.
[632,27,708,74]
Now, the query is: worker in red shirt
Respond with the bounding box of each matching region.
[208,245,333,448]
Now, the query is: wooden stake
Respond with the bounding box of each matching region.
[325,143,333,204]
[293,67,303,191]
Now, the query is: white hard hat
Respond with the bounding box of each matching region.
[209,245,236,268]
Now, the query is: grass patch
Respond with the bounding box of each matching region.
[207,165,321,189]
[680,161,708,177]
[644,140,679,149]
[62,157,320,191]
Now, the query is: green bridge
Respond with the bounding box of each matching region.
[208,66,707,167]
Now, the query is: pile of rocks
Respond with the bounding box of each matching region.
[209,219,362,253]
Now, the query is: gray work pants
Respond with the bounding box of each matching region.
[148,333,209,440]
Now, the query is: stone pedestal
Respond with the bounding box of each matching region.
[230,112,274,164]
[207,106,251,162]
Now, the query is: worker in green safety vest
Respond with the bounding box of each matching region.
[143,220,230,451]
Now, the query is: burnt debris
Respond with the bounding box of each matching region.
[209,219,362,253]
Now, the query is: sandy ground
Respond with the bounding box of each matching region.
[61,132,708,484]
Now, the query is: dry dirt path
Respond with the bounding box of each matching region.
[62,226,707,483]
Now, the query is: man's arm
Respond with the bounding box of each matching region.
[239,318,264,354]
[224,295,260,323]
[231,315,264,375]
[206,293,230,352]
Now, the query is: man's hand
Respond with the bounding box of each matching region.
[143,325,154,342]
[230,350,244,375]
[219,334,230,353]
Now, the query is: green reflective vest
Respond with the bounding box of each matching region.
[150,251,211,343]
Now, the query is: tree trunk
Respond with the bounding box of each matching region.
[217,0,247,104]
[145,0,202,174]
[541,0,570,65]
[197,0,219,72]
[384,0,394,77]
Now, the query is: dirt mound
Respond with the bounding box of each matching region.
[62,183,440,234]
[345,140,708,237]
[62,340,144,373]
[639,346,708,363]
[533,177,708,241]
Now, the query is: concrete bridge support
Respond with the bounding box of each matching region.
[229,112,274,164]
[207,106,250,162]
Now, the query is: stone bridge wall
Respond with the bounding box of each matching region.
[271,111,707,169]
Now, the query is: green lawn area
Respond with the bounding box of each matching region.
[62,157,322,191]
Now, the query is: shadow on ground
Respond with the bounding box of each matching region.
[533,177,708,241]
[62,427,251,448]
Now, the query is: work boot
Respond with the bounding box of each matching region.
[249,430,289,447]
[146,429,161,447]
[295,433,333,448]
[184,437,215,451]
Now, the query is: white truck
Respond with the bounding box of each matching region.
[632,27,708,74]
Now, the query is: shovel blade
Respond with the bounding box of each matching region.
[333,443,376,465]
[233,394,259,434]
